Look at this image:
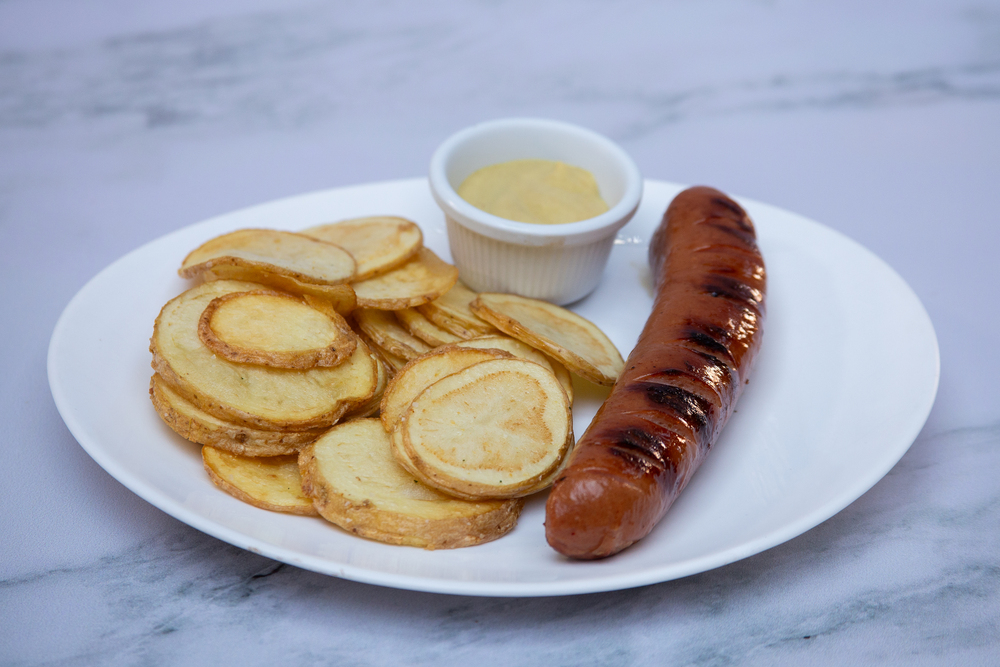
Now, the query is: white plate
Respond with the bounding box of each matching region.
[48,178,939,597]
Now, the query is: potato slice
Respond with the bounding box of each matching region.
[180,229,356,285]
[394,308,463,347]
[343,349,390,419]
[353,308,432,361]
[198,290,357,369]
[302,216,423,281]
[151,280,377,431]
[416,280,498,339]
[453,335,574,403]
[203,446,319,515]
[352,327,409,376]
[352,247,458,310]
[203,266,357,315]
[379,345,510,432]
[395,358,572,499]
[374,342,409,375]
[150,375,322,456]
[470,293,624,386]
[299,419,522,549]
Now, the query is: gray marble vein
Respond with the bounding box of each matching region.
[3,1,999,139]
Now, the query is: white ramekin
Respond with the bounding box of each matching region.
[428,118,642,305]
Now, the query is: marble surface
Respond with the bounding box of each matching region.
[3,0,998,664]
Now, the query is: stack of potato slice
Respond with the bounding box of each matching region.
[149,215,624,550]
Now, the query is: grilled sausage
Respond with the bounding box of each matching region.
[544,186,766,559]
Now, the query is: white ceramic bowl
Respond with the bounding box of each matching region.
[429,118,642,305]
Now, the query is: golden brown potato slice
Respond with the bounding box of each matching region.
[198,290,357,369]
[394,308,463,347]
[416,280,498,339]
[203,446,319,515]
[302,216,423,281]
[299,419,522,549]
[203,266,357,315]
[550,360,574,404]
[394,358,572,499]
[452,335,574,403]
[149,375,323,456]
[180,229,356,285]
[470,293,624,386]
[379,345,510,432]
[343,349,390,419]
[151,280,377,431]
[352,247,458,310]
[373,345,409,375]
[352,328,409,376]
[353,308,432,360]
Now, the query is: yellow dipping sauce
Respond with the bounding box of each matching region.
[457,159,609,225]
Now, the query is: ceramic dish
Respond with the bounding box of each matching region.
[48,178,939,597]
[429,118,642,304]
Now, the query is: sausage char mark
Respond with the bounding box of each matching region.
[637,382,712,439]
[710,196,748,222]
[702,275,764,309]
[705,219,758,247]
[683,325,732,357]
[607,427,677,475]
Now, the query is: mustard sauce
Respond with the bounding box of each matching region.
[457,159,609,225]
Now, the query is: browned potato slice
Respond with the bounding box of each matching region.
[453,335,574,403]
[180,229,356,285]
[203,446,319,515]
[470,293,624,386]
[379,345,510,432]
[299,419,522,549]
[302,216,423,281]
[352,328,409,376]
[198,290,357,369]
[149,375,322,456]
[374,346,409,375]
[394,308,463,347]
[550,360,574,404]
[151,280,377,431]
[352,248,458,310]
[353,308,432,360]
[343,349,390,419]
[394,358,572,499]
[203,266,357,315]
[416,280,498,339]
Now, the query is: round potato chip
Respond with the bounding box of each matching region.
[379,345,510,432]
[343,348,390,419]
[302,216,423,281]
[203,446,319,516]
[452,335,574,402]
[416,281,497,339]
[299,419,522,549]
[352,328,409,376]
[394,308,463,347]
[204,266,358,315]
[352,247,458,310]
[353,308,432,361]
[470,293,624,386]
[395,358,573,499]
[149,374,323,456]
[151,280,377,431]
[198,290,357,369]
[180,229,356,285]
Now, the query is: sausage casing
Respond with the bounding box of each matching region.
[544,186,767,559]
